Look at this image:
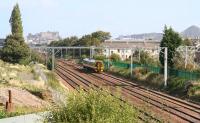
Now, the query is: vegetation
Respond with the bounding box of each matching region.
[109,64,200,103]
[49,36,79,47]
[1,4,30,65]
[49,31,111,47]
[110,53,121,62]
[44,89,138,123]
[0,105,45,119]
[159,26,182,67]
[93,54,106,61]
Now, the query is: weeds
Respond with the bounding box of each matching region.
[44,89,139,123]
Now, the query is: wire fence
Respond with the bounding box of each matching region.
[104,61,200,80]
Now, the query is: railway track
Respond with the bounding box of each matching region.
[56,60,200,123]
[55,62,161,123]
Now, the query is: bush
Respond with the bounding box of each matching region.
[93,55,106,61]
[188,85,200,102]
[44,89,138,123]
[146,73,164,87]
[47,58,53,70]
[132,67,150,81]
[110,53,121,62]
[1,35,30,65]
[167,77,186,94]
[30,51,45,64]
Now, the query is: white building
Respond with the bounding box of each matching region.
[102,39,160,60]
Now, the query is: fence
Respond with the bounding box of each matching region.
[104,61,200,80]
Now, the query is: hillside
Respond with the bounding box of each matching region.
[181,25,200,39]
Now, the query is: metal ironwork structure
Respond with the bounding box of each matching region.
[32,46,168,87]
[176,46,200,69]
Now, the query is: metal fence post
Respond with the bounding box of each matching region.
[52,48,55,71]
[138,49,141,62]
[61,48,63,58]
[164,47,168,87]
[185,46,188,69]
[130,49,133,78]
[79,48,81,58]
[90,47,92,59]
[108,48,110,70]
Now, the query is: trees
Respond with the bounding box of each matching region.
[183,38,193,46]
[49,36,79,47]
[9,3,23,37]
[159,26,182,67]
[1,4,30,64]
[91,31,111,42]
[49,31,111,47]
[1,35,29,64]
[110,53,121,62]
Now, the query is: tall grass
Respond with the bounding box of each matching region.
[44,89,139,123]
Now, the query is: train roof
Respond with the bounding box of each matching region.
[83,58,96,63]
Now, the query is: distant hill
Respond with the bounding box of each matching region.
[116,33,163,41]
[181,25,200,39]
[115,25,200,41]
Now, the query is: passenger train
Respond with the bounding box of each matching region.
[82,58,104,73]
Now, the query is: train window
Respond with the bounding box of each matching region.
[111,51,114,54]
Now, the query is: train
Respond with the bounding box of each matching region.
[82,58,104,73]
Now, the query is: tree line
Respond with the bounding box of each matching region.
[0,3,193,70]
[49,31,111,47]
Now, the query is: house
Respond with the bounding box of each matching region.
[102,39,160,60]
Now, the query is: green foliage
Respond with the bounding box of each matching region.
[30,51,45,64]
[159,26,182,67]
[139,51,159,66]
[49,36,78,47]
[44,89,138,123]
[146,73,164,87]
[49,31,111,47]
[47,58,52,70]
[1,4,30,65]
[93,55,106,60]
[183,38,193,46]
[167,77,186,93]
[9,3,23,37]
[110,53,121,62]
[1,35,30,64]
[46,72,63,91]
[78,34,100,46]
[91,31,111,42]
[188,85,200,102]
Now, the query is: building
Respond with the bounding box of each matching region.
[27,31,61,45]
[102,39,160,60]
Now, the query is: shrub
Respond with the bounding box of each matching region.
[1,35,30,65]
[93,55,106,61]
[44,89,138,123]
[30,51,45,64]
[132,67,150,81]
[146,73,164,87]
[187,85,200,102]
[110,53,121,62]
[167,77,186,94]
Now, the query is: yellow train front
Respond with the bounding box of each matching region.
[82,58,104,73]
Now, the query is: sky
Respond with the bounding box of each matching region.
[0,0,200,38]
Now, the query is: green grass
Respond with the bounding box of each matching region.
[0,105,45,119]
[44,89,139,123]
[45,72,62,91]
